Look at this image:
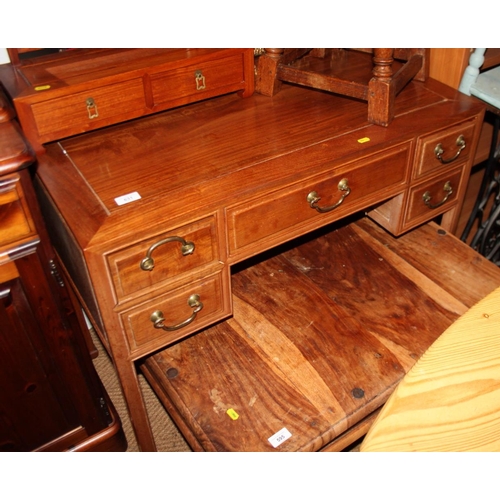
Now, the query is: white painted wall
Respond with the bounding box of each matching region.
[0,49,10,64]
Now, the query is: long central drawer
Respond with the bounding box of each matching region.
[226,142,411,262]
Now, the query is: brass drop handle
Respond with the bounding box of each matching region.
[195,70,206,90]
[150,294,203,331]
[140,236,195,271]
[422,181,453,209]
[434,135,466,164]
[307,178,351,213]
[86,97,99,119]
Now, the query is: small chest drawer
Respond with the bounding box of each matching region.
[28,79,146,144]
[227,143,410,260]
[107,215,221,302]
[0,174,36,252]
[405,167,464,227]
[121,270,229,354]
[414,120,476,179]
[150,53,246,108]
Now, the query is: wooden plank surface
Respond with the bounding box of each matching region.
[355,218,500,308]
[141,217,500,451]
[361,285,500,452]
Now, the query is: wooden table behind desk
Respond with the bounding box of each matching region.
[361,285,500,452]
[141,219,500,452]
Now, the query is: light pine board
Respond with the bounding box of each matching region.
[361,285,500,452]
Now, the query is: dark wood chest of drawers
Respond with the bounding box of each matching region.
[0,92,126,452]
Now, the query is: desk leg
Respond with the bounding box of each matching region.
[113,357,157,452]
[440,205,460,234]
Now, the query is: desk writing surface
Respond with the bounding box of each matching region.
[41,79,458,228]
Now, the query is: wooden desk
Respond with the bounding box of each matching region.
[360,285,500,452]
[28,77,488,451]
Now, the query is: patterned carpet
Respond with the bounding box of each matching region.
[90,328,191,452]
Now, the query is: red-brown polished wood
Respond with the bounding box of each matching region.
[28,74,487,451]
[2,48,255,151]
[255,49,429,126]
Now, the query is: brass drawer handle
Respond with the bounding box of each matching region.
[434,135,466,164]
[423,181,453,209]
[150,294,203,331]
[140,236,195,271]
[195,70,206,91]
[86,97,99,119]
[307,178,351,213]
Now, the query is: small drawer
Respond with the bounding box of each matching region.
[227,144,410,259]
[0,174,36,251]
[404,167,463,227]
[29,78,146,143]
[107,215,220,301]
[121,270,228,353]
[414,120,476,179]
[150,53,245,108]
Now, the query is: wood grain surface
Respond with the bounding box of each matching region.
[361,285,500,452]
[142,217,500,451]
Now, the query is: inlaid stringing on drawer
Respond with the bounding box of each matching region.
[227,143,411,257]
[121,270,227,352]
[404,167,464,226]
[107,215,220,302]
[414,119,477,179]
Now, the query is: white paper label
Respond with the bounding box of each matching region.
[115,192,141,206]
[268,427,292,448]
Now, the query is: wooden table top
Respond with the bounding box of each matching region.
[360,285,500,452]
[141,219,500,452]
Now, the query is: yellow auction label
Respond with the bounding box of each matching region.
[357,137,370,143]
[226,408,239,420]
[34,85,51,91]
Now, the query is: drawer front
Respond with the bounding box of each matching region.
[404,167,463,227]
[107,216,220,301]
[227,144,410,258]
[29,79,146,142]
[122,271,227,353]
[414,120,476,179]
[0,174,36,252]
[150,53,245,107]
